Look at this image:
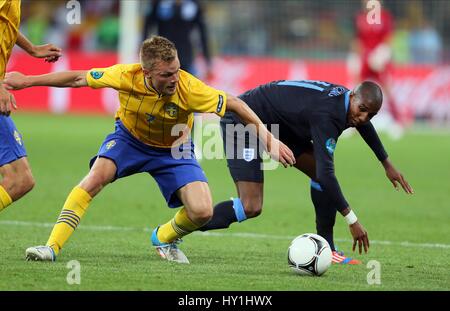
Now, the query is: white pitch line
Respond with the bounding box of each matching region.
[1,219,450,249]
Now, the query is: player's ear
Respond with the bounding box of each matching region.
[349,91,355,104]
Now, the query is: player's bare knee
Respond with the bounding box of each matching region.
[242,199,263,218]
[79,173,109,197]
[189,203,213,225]
[196,213,212,226]
[246,207,262,218]
[1,171,35,201]
[20,172,35,195]
[196,207,213,225]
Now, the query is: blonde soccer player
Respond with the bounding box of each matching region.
[5,35,295,263]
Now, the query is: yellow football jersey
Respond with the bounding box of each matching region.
[86,64,227,148]
[0,0,21,79]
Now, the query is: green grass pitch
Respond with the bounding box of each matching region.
[0,113,449,290]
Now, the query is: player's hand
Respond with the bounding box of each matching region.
[31,44,62,63]
[268,137,296,167]
[383,161,414,194]
[0,85,17,116]
[4,72,29,90]
[349,221,369,254]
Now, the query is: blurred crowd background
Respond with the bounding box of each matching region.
[11,0,449,126]
[19,0,448,64]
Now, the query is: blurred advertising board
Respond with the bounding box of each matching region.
[7,52,450,123]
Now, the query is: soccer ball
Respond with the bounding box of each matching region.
[287,233,332,276]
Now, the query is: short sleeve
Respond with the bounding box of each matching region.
[86,64,124,90]
[185,74,227,117]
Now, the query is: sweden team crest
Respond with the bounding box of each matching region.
[243,148,255,162]
[164,103,178,118]
[14,130,22,146]
[106,140,116,150]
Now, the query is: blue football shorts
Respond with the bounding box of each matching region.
[220,111,312,183]
[89,120,207,208]
[0,116,27,166]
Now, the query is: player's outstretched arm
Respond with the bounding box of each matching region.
[4,71,88,90]
[16,32,62,63]
[382,157,414,194]
[356,122,413,194]
[225,93,296,167]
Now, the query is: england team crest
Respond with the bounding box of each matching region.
[243,148,255,162]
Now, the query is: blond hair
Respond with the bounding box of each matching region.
[140,36,177,70]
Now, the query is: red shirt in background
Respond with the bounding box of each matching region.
[355,8,394,80]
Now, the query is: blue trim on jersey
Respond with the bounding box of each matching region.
[310,180,323,192]
[277,81,324,92]
[232,198,247,222]
[302,80,330,86]
[344,91,350,113]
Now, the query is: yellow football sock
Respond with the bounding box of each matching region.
[0,185,13,212]
[46,186,92,255]
[157,207,200,243]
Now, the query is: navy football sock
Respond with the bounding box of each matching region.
[199,198,247,231]
[310,180,337,251]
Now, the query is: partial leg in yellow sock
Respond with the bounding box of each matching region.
[46,186,92,255]
[0,185,13,213]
